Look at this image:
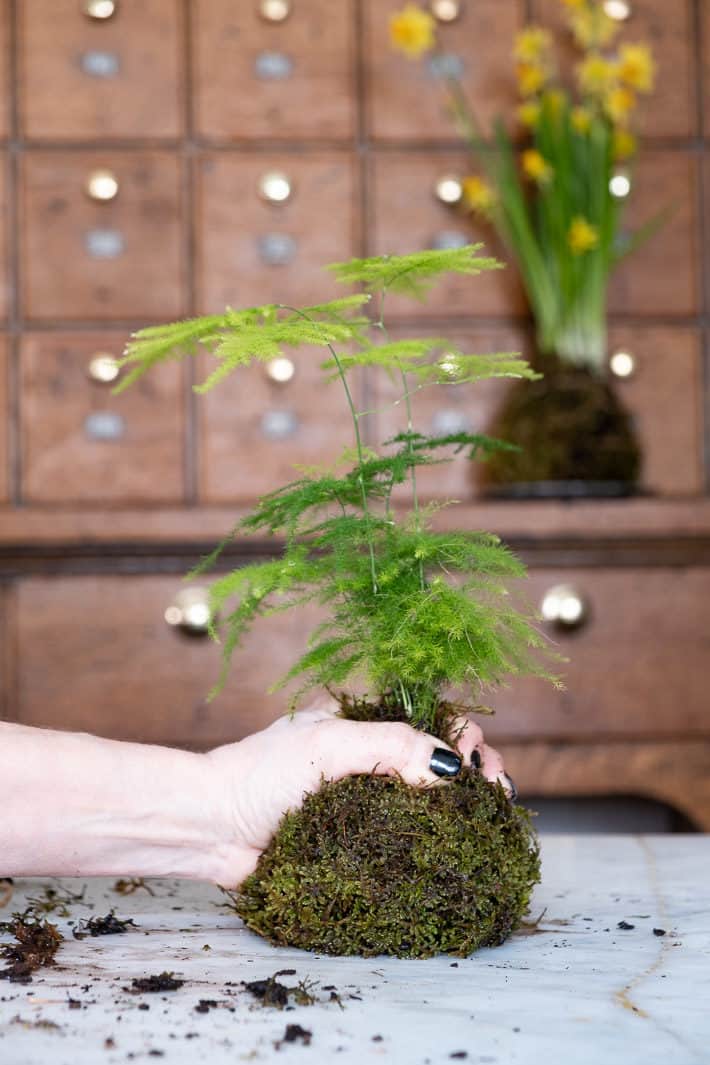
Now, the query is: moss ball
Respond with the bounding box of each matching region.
[483,358,641,489]
[232,771,540,959]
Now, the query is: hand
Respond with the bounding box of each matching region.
[205,696,514,888]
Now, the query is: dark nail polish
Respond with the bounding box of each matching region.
[503,772,518,802]
[471,749,482,770]
[430,748,462,778]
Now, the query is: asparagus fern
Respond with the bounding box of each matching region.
[118,245,560,729]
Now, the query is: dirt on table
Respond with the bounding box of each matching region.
[0,914,63,984]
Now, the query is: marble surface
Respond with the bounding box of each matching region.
[1,835,708,1065]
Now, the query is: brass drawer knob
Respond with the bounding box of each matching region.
[258,171,292,203]
[87,353,120,384]
[540,584,589,630]
[434,174,463,205]
[430,0,462,22]
[603,0,632,19]
[82,0,118,18]
[265,356,296,383]
[165,587,212,636]
[258,0,292,21]
[85,168,119,202]
[609,349,636,378]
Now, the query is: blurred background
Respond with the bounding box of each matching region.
[0,0,708,833]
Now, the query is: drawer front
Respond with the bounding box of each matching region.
[608,151,699,317]
[13,575,323,748]
[196,152,356,313]
[370,152,526,319]
[607,325,703,497]
[20,151,185,321]
[19,0,183,140]
[198,353,362,504]
[368,324,526,502]
[0,154,8,321]
[364,0,522,142]
[193,0,355,140]
[20,332,185,504]
[486,567,710,740]
[532,0,696,139]
[0,335,8,502]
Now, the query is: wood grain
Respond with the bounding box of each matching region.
[20,332,185,504]
[195,151,356,313]
[0,154,8,322]
[0,336,8,503]
[193,0,355,140]
[18,0,183,140]
[0,5,10,141]
[19,151,186,321]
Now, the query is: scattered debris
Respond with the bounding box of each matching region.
[112,878,154,897]
[11,1014,62,1031]
[617,921,635,931]
[73,912,138,940]
[653,928,667,937]
[277,1024,312,1048]
[0,914,63,984]
[243,970,319,1010]
[195,999,218,1014]
[25,883,88,918]
[450,1054,468,1060]
[0,879,13,909]
[129,973,184,993]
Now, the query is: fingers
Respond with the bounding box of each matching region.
[450,714,516,799]
[311,719,462,788]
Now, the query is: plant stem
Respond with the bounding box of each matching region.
[277,304,378,594]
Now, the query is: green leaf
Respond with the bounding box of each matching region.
[327,245,503,299]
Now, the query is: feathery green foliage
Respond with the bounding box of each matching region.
[119,245,560,730]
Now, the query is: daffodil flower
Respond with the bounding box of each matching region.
[389,4,436,59]
[568,216,599,254]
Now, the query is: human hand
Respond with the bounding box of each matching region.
[205,696,514,888]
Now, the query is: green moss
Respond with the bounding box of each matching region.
[232,770,540,959]
[482,356,641,488]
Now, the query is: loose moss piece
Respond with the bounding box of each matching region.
[232,771,540,959]
[0,914,63,984]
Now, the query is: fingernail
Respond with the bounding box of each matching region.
[502,772,518,802]
[430,748,462,778]
[471,749,482,770]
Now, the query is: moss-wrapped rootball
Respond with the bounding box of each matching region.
[482,354,641,494]
[231,769,540,960]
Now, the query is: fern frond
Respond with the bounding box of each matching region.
[327,245,502,299]
[114,314,230,392]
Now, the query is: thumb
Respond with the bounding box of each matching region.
[312,719,462,788]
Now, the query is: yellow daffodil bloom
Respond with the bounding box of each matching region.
[604,85,636,123]
[577,53,618,96]
[568,8,618,49]
[389,4,436,59]
[522,148,553,184]
[618,43,655,93]
[514,26,552,64]
[571,105,592,133]
[518,101,541,128]
[612,127,637,160]
[462,175,496,215]
[568,216,599,254]
[560,0,585,8]
[543,88,567,117]
[517,62,548,97]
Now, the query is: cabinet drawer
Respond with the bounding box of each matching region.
[197,353,362,504]
[486,567,710,740]
[0,154,8,321]
[370,152,526,319]
[364,0,522,142]
[0,336,8,502]
[608,152,699,317]
[193,0,355,140]
[12,575,322,748]
[19,0,183,140]
[20,332,184,504]
[532,0,696,139]
[20,151,185,321]
[196,152,356,313]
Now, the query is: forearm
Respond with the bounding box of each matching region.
[0,722,232,883]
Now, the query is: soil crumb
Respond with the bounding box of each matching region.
[129,972,184,993]
[73,912,138,939]
[244,970,316,1010]
[278,1024,312,1047]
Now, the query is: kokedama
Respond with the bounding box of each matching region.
[117,246,561,958]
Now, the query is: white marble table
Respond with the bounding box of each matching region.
[1,835,708,1065]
